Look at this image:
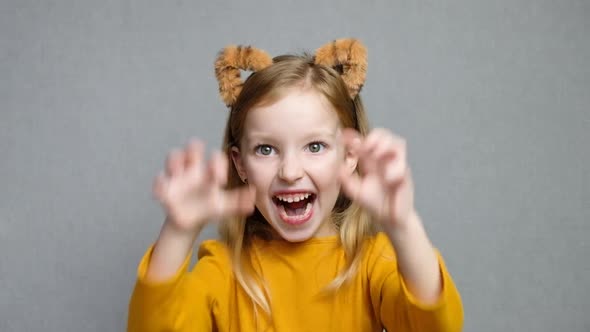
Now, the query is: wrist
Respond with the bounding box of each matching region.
[146,218,202,282]
[158,217,202,248]
[383,211,428,250]
[382,209,420,234]
[163,215,205,236]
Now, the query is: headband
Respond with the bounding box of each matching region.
[214,38,368,107]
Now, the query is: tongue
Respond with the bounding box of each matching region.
[284,201,307,216]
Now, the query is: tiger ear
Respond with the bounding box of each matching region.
[214,45,273,107]
[314,39,367,99]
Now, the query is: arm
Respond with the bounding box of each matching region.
[385,212,465,332]
[127,219,202,332]
[128,139,254,331]
[146,139,253,282]
[146,218,202,281]
[339,129,463,331]
[127,236,230,332]
[368,231,464,332]
[384,211,441,304]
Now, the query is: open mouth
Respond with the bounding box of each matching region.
[272,193,317,225]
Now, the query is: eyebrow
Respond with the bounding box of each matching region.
[245,129,339,143]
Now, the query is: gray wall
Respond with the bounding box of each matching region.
[1,1,588,331]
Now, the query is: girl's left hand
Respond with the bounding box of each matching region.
[339,128,417,230]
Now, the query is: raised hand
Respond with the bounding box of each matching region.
[152,139,256,232]
[339,128,416,229]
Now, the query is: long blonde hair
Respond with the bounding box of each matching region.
[219,54,376,315]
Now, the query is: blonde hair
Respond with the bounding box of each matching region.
[218,54,376,316]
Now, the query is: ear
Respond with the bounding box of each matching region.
[314,38,368,99]
[340,127,361,175]
[230,146,247,181]
[215,45,273,107]
[343,142,359,176]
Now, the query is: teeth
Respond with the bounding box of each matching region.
[278,202,313,221]
[275,193,312,202]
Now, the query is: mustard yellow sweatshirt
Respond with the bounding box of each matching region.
[128,233,463,331]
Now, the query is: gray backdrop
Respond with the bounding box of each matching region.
[1,0,588,331]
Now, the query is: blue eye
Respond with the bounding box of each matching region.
[307,142,325,153]
[255,145,275,156]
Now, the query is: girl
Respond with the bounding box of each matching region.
[128,39,463,331]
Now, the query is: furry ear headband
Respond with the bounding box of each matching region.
[214,38,367,107]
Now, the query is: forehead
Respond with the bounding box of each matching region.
[243,89,341,140]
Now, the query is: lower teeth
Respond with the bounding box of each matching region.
[279,202,311,220]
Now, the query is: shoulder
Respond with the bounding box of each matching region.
[363,232,398,277]
[193,239,232,277]
[365,232,396,261]
[197,239,230,259]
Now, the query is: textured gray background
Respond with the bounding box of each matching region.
[1,0,589,331]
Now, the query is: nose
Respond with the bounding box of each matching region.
[278,152,304,183]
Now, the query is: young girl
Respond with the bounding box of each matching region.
[128,38,463,331]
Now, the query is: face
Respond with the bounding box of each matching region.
[232,88,357,242]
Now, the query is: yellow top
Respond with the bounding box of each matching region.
[128,233,463,331]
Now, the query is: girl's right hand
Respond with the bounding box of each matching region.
[152,139,256,233]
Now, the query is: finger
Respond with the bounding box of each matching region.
[220,185,256,217]
[357,130,389,174]
[381,149,407,185]
[340,128,363,155]
[185,139,205,169]
[166,149,185,177]
[369,134,396,162]
[358,129,387,157]
[372,137,406,183]
[209,150,228,187]
[382,160,406,185]
[360,128,404,158]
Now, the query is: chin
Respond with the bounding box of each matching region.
[274,226,319,242]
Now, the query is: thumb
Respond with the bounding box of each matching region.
[218,185,256,218]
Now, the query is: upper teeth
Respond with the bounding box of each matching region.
[275,193,311,203]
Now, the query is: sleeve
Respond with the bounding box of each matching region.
[367,234,464,332]
[127,240,231,332]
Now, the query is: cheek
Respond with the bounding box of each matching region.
[307,154,342,185]
[244,158,278,185]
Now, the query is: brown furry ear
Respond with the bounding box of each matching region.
[314,39,367,99]
[214,45,273,107]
